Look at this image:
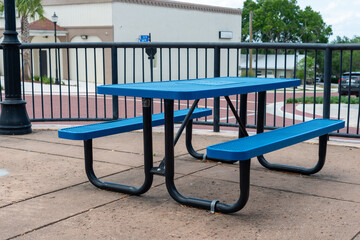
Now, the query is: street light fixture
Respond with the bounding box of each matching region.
[51,12,59,84]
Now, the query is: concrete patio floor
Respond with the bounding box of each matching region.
[0,129,359,239]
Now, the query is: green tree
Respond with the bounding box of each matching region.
[0,0,44,78]
[296,56,316,83]
[331,36,360,77]
[242,0,332,43]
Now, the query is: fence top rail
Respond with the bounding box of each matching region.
[9,42,360,50]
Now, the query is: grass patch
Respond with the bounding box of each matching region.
[286,96,359,104]
[33,75,54,84]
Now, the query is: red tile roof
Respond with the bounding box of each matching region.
[29,18,65,31]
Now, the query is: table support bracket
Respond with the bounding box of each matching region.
[165,99,250,213]
[153,99,205,174]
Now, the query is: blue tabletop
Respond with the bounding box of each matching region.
[97,77,300,100]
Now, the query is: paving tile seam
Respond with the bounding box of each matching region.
[0,145,141,168]
[351,231,360,240]
[254,184,360,204]
[6,197,127,240]
[0,168,137,210]
[187,174,360,204]
[3,136,147,156]
[185,158,360,187]
[250,167,360,186]
[6,171,197,239]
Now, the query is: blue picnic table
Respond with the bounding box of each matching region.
[59,77,344,214]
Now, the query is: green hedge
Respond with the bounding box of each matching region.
[286,96,359,104]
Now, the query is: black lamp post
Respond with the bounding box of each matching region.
[0,0,32,135]
[51,12,59,84]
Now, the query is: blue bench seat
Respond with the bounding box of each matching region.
[58,108,212,140]
[207,119,345,162]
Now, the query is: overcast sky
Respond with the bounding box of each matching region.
[177,0,360,41]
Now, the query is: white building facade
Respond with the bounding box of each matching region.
[1,0,242,83]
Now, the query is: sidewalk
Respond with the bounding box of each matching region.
[0,130,359,239]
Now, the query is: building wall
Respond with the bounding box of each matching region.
[112,2,241,42]
[42,3,113,28]
[1,1,242,83]
[113,2,242,84]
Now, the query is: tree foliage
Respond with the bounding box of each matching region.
[296,56,316,81]
[242,0,332,43]
[0,0,44,79]
[331,36,360,76]
[0,0,44,43]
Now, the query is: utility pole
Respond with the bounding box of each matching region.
[0,0,31,135]
[249,11,253,76]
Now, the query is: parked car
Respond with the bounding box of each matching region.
[338,72,360,97]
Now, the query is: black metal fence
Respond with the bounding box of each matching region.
[0,42,359,138]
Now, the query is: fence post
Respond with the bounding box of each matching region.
[213,47,220,132]
[323,47,332,119]
[111,46,119,120]
[0,0,31,135]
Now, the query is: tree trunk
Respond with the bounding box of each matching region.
[20,15,31,80]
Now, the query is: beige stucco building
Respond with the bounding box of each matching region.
[1,0,242,83]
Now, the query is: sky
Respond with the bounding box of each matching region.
[176,0,360,41]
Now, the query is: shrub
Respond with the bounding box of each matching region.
[286,96,359,104]
[33,75,54,84]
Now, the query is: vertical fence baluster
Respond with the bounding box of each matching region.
[76,48,80,118]
[58,47,62,118]
[39,48,44,119]
[178,48,181,109]
[66,48,71,119]
[236,48,239,122]
[124,47,127,118]
[85,48,89,118]
[21,49,25,100]
[254,49,258,126]
[160,48,163,113]
[30,49,35,119]
[133,48,136,117]
[302,50,307,122]
[142,48,145,83]
[293,49,297,125]
[187,48,189,108]
[48,48,53,119]
[111,46,119,120]
[94,48,98,119]
[205,48,208,121]
[313,50,317,119]
[283,49,287,127]
[273,49,278,127]
[102,47,107,119]
[346,51,353,133]
[226,48,230,123]
[323,47,332,122]
[337,50,343,132]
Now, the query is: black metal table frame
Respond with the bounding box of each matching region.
[84,92,328,213]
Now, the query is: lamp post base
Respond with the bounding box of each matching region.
[0,99,32,135]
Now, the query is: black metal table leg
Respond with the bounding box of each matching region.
[164,99,250,213]
[84,98,154,195]
[153,99,205,173]
[255,91,328,175]
[185,119,204,159]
